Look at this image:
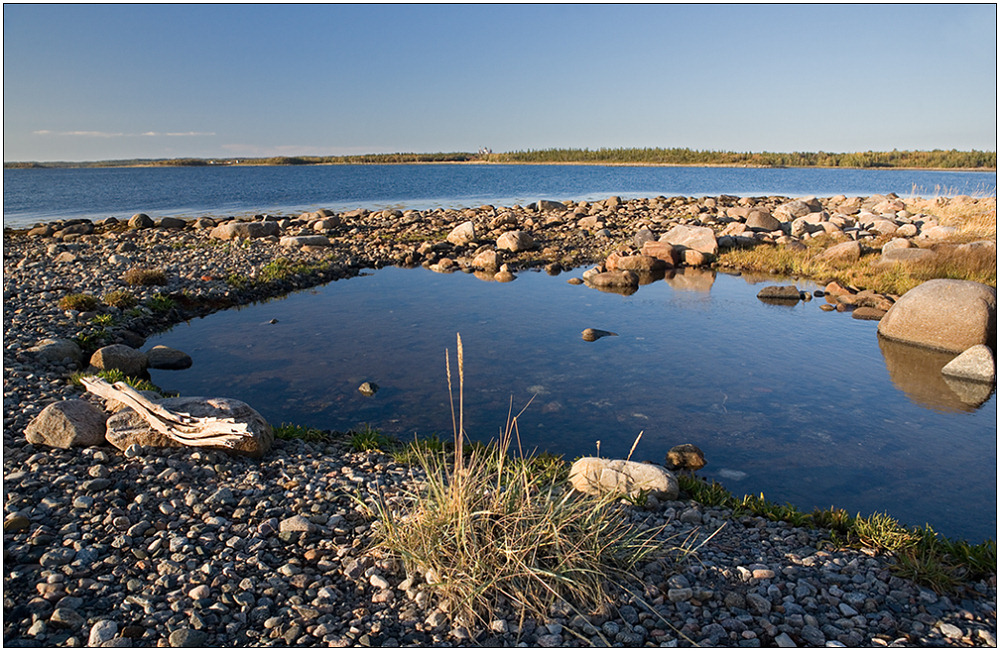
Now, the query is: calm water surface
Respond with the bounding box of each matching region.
[146,267,998,543]
[5,164,996,228]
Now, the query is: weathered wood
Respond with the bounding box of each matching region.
[80,376,254,449]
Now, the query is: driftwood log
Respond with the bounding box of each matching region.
[81,376,255,449]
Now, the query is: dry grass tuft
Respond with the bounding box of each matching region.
[905,196,997,240]
[370,334,669,626]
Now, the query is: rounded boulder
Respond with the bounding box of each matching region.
[877,279,997,353]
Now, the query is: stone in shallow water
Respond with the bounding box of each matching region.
[145,345,192,370]
[941,344,995,384]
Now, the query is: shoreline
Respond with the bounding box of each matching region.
[3,194,996,647]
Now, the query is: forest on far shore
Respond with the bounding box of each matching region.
[5,147,995,170]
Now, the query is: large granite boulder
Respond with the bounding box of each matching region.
[877,279,997,353]
[569,457,678,500]
[89,344,148,377]
[105,396,273,458]
[25,400,108,449]
[660,225,718,255]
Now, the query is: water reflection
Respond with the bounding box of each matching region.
[877,336,994,412]
[664,268,716,292]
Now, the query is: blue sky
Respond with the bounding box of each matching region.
[3,4,997,161]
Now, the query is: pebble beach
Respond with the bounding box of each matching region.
[3,195,997,647]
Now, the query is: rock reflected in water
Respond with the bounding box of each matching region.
[877,336,992,413]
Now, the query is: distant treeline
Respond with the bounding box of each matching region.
[5,148,995,169]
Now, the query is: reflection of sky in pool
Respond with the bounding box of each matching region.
[147,267,997,543]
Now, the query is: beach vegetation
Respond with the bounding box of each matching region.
[348,424,396,452]
[146,293,176,312]
[273,422,330,442]
[123,267,167,286]
[70,368,163,394]
[58,293,100,312]
[367,334,668,626]
[102,289,138,309]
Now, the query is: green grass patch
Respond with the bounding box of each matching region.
[348,424,397,452]
[146,293,176,312]
[70,369,163,394]
[273,423,330,442]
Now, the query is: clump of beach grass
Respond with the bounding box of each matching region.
[369,334,667,626]
[102,289,137,309]
[905,195,997,240]
[58,293,100,312]
[123,267,167,286]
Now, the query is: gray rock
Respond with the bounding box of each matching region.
[880,247,937,264]
[774,199,816,221]
[209,221,279,240]
[145,345,192,370]
[88,620,119,647]
[280,235,331,248]
[878,279,997,353]
[537,199,566,212]
[27,338,83,368]
[128,213,154,229]
[279,515,316,533]
[746,592,772,615]
[25,400,108,449]
[168,628,206,647]
[49,607,85,629]
[746,210,781,232]
[818,240,862,263]
[158,217,186,229]
[941,345,996,383]
[89,344,148,377]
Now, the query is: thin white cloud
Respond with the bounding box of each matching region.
[34,130,215,137]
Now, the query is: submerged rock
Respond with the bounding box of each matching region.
[358,381,379,397]
[757,285,802,302]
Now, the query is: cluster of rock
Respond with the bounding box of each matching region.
[4,194,997,647]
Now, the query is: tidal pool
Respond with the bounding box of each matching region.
[146,266,997,542]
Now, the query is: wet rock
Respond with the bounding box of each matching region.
[569,457,679,500]
[358,381,379,397]
[585,270,639,288]
[941,345,996,384]
[665,443,706,471]
[757,285,801,302]
[145,345,192,370]
[581,328,618,342]
[25,400,108,449]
